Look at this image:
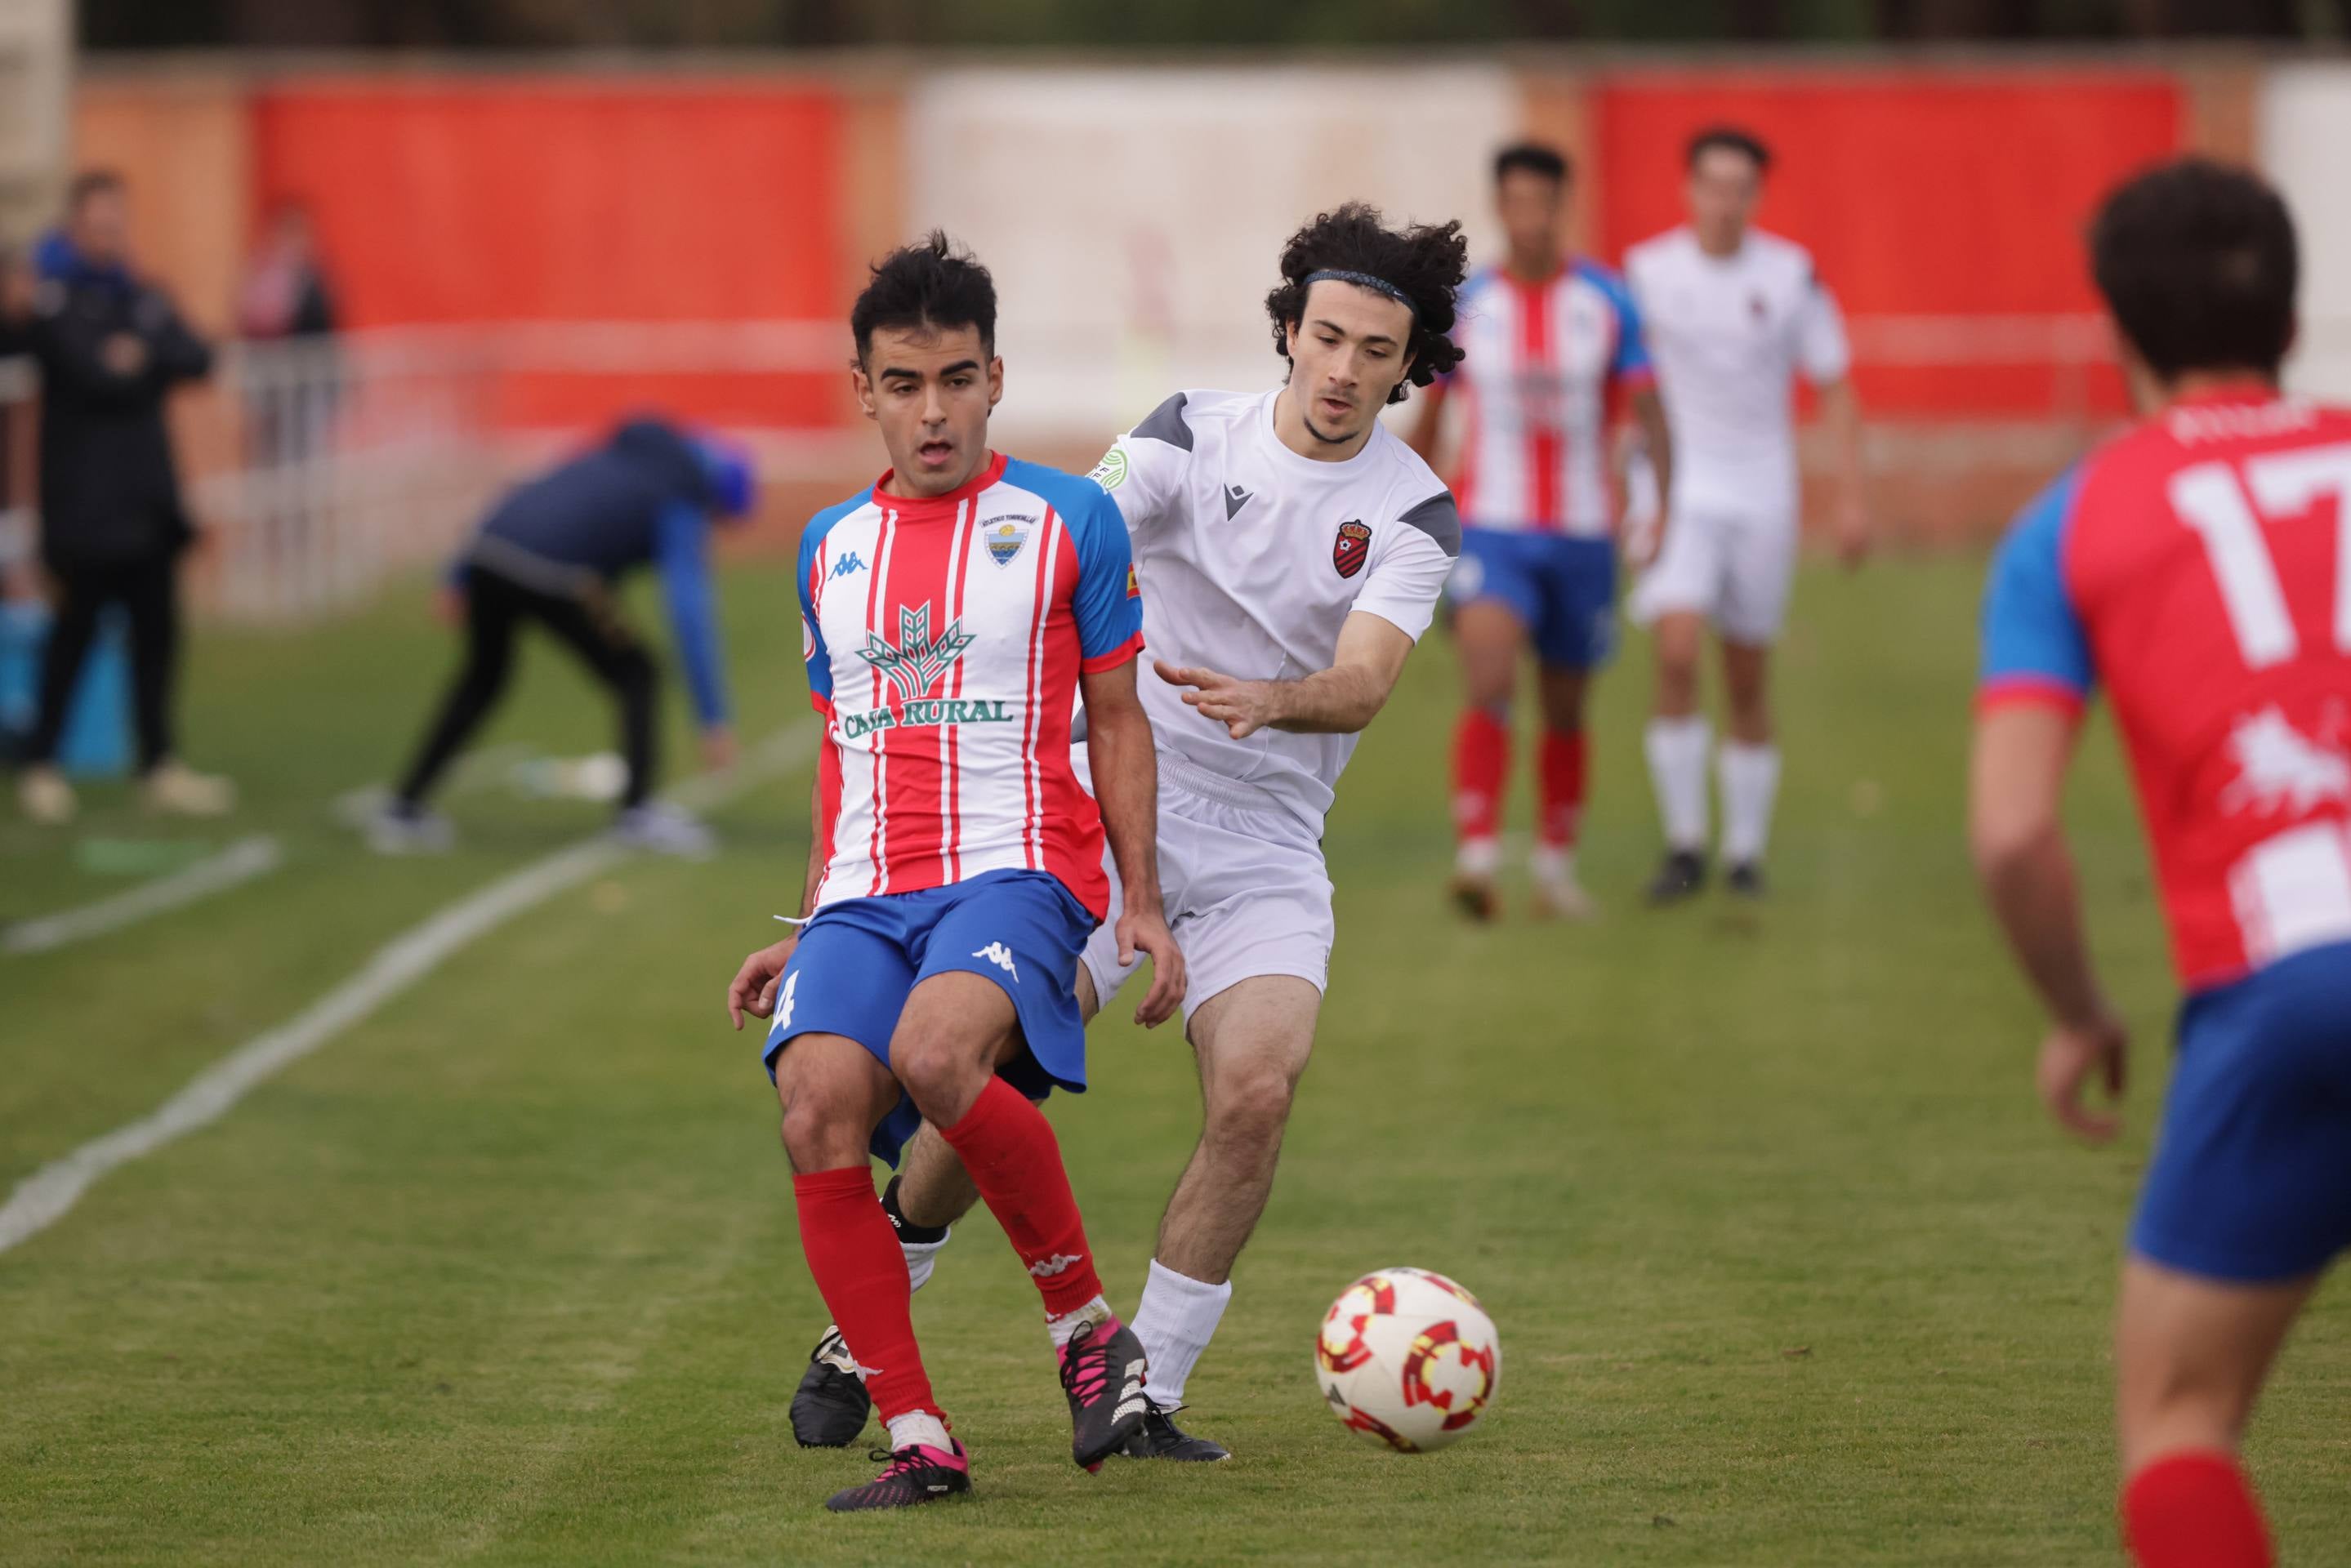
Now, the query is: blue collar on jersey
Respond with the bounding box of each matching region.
[1303,269,1418,325]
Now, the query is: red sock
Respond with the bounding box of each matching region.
[1537,728,1588,849]
[936,1077,1105,1316]
[792,1165,940,1426]
[2122,1451,2273,1568]
[1452,708,1511,844]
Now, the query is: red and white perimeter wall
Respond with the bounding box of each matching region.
[61,54,2351,540]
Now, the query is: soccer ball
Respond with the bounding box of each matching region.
[1314,1267,1501,1452]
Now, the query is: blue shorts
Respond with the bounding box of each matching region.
[1448,528,1618,670]
[2130,940,2351,1283]
[760,868,1095,1166]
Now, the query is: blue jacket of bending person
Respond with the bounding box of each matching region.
[459,416,756,728]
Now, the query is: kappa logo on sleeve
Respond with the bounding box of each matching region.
[1332,520,1372,580]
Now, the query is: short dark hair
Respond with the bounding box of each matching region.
[1686,126,1771,176]
[1263,203,1469,404]
[850,230,997,364]
[68,169,126,212]
[2090,158,2298,382]
[1494,141,1571,186]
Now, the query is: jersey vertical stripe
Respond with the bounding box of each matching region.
[863,509,898,896]
[1021,510,1060,871]
[1522,278,1562,530]
[939,497,970,883]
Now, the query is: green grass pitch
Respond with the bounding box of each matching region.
[2,555,2344,1565]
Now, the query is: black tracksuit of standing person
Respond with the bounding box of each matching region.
[14,174,230,824]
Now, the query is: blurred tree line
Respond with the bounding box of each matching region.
[83,0,2351,48]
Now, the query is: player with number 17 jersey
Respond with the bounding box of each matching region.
[1981,394,2351,997]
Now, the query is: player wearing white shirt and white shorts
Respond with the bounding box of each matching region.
[1623,125,1870,903]
[788,203,1470,1464]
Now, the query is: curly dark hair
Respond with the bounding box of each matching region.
[850,230,997,364]
[2091,158,2297,381]
[1264,203,1468,404]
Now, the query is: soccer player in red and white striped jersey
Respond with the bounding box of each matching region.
[1410,143,1675,920]
[725,234,1183,1512]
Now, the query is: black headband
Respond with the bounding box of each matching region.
[1303,268,1418,324]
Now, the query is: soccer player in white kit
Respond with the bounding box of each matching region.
[1624,125,1870,902]
[790,203,1470,1462]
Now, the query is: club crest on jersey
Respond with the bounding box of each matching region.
[979,514,1035,568]
[1332,519,1372,580]
[859,602,975,706]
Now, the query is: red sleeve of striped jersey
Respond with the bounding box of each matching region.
[1080,630,1145,674]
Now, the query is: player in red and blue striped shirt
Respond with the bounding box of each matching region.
[1410,143,1674,920]
[725,234,1183,1512]
[1973,160,2349,1568]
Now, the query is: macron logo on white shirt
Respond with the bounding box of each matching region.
[972,942,1019,981]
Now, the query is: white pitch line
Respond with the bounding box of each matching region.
[0,724,814,1258]
[2,836,286,958]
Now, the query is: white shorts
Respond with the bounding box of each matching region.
[1628,503,1797,646]
[1082,755,1334,1024]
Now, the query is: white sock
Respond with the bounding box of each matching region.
[1530,844,1574,884]
[1046,1294,1112,1352]
[1455,836,1500,877]
[902,1231,949,1294]
[1131,1258,1233,1407]
[1718,742,1782,866]
[1644,716,1711,853]
[885,1410,951,1454]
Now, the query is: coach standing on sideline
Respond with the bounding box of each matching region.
[15,170,233,826]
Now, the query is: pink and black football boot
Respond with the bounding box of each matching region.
[823,1438,971,1512]
[1058,1316,1149,1472]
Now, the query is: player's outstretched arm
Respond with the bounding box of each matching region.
[1079,658,1185,1028]
[727,777,828,1031]
[1156,610,1415,740]
[1969,703,2130,1141]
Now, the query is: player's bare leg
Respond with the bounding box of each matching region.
[1531,664,1595,920]
[1096,973,1322,1463]
[890,972,1148,1472]
[1448,600,1523,921]
[2114,1258,2314,1566]
[1644,608,1711,902]
[1717,637,1777,897]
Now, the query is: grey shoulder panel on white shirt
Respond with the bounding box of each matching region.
[1131,392,1193,450]
[1396,491,1461,558]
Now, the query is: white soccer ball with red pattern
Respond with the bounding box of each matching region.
[1314,1267,1501,1452]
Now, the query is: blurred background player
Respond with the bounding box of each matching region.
[1625,126,1868,902]
[14,170,230,826]
[1973,159,2349,1568]
[369,415,752,858]
[234,198,341,479]
[1408,142,1673,920]
[725,234,1181,1511]
[792,205,1466,1463]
